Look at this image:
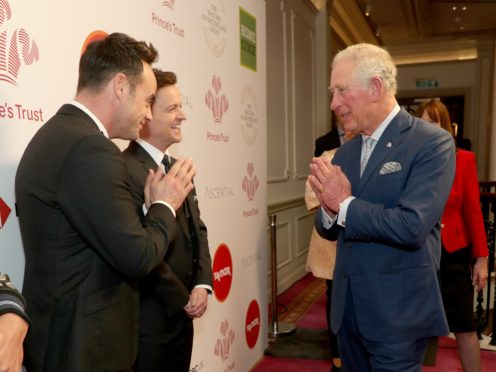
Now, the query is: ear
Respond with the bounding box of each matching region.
[369,77,383,102]
[113,73,129,100]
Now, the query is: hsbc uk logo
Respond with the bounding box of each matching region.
[0,197,12,229]
[0,0,39,86]
[205,75,229,124]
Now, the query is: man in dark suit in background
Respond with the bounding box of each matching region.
[314,113,345,157]
[309,43,455,371]
[123,69,213,372]
[15,33,196,372]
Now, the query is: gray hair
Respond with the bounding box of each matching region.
[332,43,398,96]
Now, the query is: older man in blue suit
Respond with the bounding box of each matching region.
[309,43,455,371]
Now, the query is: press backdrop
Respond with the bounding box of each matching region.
[0,1,267,370]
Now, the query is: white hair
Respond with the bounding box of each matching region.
[332,43,398,96]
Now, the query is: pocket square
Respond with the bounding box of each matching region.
[380,162,402,175]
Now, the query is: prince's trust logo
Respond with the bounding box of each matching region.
[214,319,235,371]
[0,0,39,86]
[162,0,175,10]
[205,74,230,143]
[205,75,229,123]
[242,162,259,217]
[242,162,259,201]
[152,0,185,38]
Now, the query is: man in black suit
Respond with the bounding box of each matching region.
[15,33,195,371]
[314,122,344,157]
[123,69,213,372]
[314,127,341,157]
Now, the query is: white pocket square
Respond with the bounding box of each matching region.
[379,162,402,175]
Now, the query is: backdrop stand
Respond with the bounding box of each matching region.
[269,214,296,337]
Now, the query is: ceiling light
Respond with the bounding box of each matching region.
[365,3,371,16]
[452,6,457,11]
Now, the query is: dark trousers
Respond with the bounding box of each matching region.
[134,312,194,372]
[337,283,429,372]
[326,279,340,359]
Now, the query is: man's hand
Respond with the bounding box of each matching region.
[0,313,28,372]
[309,157,351,213]
[472,256,488,292]
[184,288,208,319]
[145,158,196,210]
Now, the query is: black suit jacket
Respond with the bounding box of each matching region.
[15,104,175,372]
[314,128,341,157]
[122,141,213,332]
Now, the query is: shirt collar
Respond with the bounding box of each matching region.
[69,100,109,138]
[136,138,169,166]
[363,103,400,142]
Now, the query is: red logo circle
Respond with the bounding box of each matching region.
[212,243,233,302]
[81,30,107,55]
[245,299,260,349]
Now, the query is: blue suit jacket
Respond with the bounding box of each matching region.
[316,109,455,342]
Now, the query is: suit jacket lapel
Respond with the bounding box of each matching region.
[127,141,153,173]
[356,109,411,195]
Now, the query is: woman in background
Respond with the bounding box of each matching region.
[415,99,488,372]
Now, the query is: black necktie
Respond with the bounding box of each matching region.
[162,155,171,173]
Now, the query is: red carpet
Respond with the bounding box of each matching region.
[252,274,496,371]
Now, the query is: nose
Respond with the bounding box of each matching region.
[178,108,187,121]
[145,106,153,121]
[330,94,339,112]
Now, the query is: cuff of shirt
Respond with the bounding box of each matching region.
[143,201,176,218]
[194,284,213,295]
[321,207,337,229]
[337,196,355,227]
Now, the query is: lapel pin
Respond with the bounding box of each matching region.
[386,142,392,148]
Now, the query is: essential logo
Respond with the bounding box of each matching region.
[81,30,107,55]
[0,197,11,228]
[201,0,227,57]
[0,0,39,86]
[205,75,229,124]
[204,185,234,200]
[162,0,175,10]
[214,319,235,362]
[240,85,259,146]
[242,162,259,201]
[245,299,260,349]
[212,243,233,302]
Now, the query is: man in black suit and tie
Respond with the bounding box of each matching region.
[123,69,213,372]
[15,33,196,371]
